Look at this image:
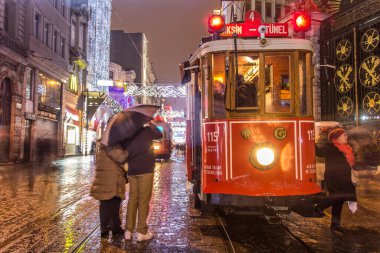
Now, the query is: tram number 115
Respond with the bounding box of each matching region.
[207,131,219,143]
[307,130,315,141]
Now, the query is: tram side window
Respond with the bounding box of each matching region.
[202,56,209,119]
[235,54,259,109]
[299,52,311,116]
[264,55,291,113]
[212,53,226,117]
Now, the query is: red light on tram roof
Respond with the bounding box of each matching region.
[293,12,311,32]
[208,15,225,33]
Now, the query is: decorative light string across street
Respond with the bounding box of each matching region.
[124,85,186,98]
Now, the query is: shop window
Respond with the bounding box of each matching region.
[38,74,61,109]
[264,55,292,113]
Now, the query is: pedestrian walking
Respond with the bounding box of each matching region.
[315,128,357,235]
[90,142,129,238]
[123,122,163,242]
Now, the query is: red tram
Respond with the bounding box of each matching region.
[182,11,322,217]
[153,120,173,161]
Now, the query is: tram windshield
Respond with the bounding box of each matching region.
[235,54,259,109]
[208,51,312,117]
[264,55,291,113]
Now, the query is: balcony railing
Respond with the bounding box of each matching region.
[0,30,27,57]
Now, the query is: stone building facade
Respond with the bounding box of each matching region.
[1,0,88,162]
[0,0,28,163]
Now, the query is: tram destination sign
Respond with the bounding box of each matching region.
[221,10,288,38]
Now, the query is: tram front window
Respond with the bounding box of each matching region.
[264,55,292,113]
[235,55,259,109]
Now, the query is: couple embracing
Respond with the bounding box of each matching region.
[90,106,163,242]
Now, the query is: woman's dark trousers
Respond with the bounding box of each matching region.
[318,197,344,225]
[99,196,122,233]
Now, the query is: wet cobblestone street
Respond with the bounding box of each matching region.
[0,154,226,252]
[1,154,380,252]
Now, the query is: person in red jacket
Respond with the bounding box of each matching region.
[123,122,163,241]
[315,128,357,235]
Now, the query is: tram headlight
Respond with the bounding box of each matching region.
[249,143,278,170]
[256,148,275,166]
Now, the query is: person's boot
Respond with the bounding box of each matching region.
[330,224,347,235]
[101,230,109,239]
[314,204,325,217]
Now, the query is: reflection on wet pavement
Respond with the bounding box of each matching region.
[1,155,380,252]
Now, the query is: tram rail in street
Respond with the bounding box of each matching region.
[0,192,90,251]
[217,214,316,253]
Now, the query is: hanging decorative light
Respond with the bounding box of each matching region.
[125,85,186,98]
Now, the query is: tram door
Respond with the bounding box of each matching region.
[0,78,12,163]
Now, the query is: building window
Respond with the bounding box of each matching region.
[61,0,66,17]
[245,1,252,11]
[53,30,59,53]
[34,13,41,39]
[71,19,76,47]
[61,37,66,58]
[79,23,85,50]
[109,71,114,80]
[255,1,262,15]
[44,22,49,46]
[265,3,272,18]
[275,4,282,21]
[53,0,58,9]
[4,1,15,35]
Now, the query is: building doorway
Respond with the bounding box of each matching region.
[0,78,12,163]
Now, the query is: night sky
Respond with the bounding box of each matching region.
[110,0,220,84]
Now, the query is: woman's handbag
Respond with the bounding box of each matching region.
[351,168,359,185]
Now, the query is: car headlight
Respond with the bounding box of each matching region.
[249,143,278,170]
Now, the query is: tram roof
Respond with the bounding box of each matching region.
[188,38,314,64]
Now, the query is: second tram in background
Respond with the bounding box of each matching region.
[181,10,322,218]
[153,118,173,161]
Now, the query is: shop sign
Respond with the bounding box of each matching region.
[25,113,37,120]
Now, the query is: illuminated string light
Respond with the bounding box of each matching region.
[158,110,185,118]
[170,122,186,127]
[87,0,111,90]
[125,85,186,98]
[86,0,123,114]
[104,95,123,115]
